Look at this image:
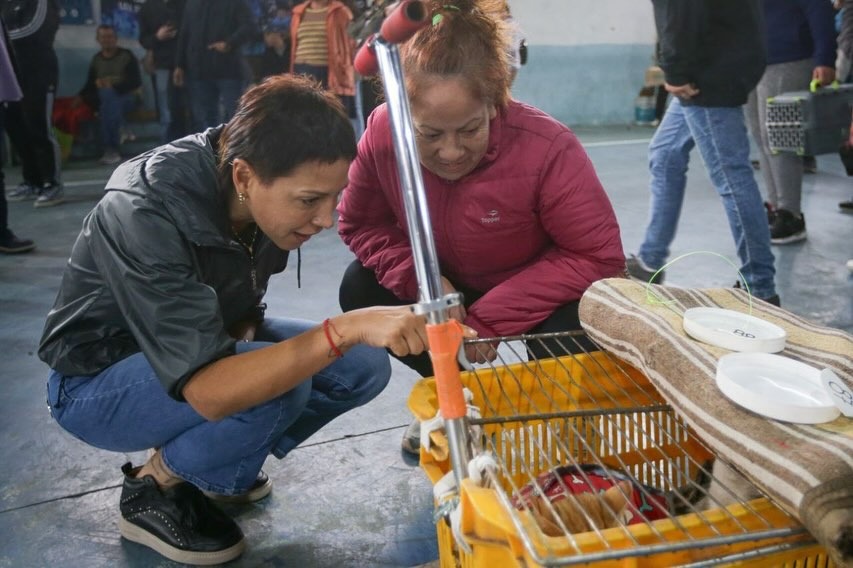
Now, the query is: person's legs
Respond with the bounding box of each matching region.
[527,300,596,357]
[0,108,33,252]
[216,79,243,124]
[756,60,812,215]
[167,73,189,139]
[46,317,389,494]
[293,63,329,88]
[745,84,778,207]
[187,79,219,131]
[637,97,695,270]
[682,104,777,300]
[97,87,124,153]
[2,100,43,192]
[260,318,391,459]
[153,69,172,143]
[20,80,61,186]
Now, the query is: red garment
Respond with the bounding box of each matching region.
[513,464,672,524]
[289,0,355,97]
[52,96,95,137]
[338,101,626,338]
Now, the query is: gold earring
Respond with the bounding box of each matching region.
[237,191,247,204]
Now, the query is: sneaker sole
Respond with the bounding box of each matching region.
[119,517,246,565]
[770,232,807,245]
[203,476,272,504]
[0,243,36,254]
[34,198,65,209]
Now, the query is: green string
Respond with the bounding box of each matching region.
[641,251,754,316]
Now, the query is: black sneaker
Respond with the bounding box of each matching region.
[802,155,817,174]
[401,419,420,456]
[840,199,853,212]
[764,202,776,225]
[119,463,245,565]
[770,209,806,244]
[733,281,780,307]
[626,254,665,283]
[202,470,272,504]
[0,230,35,254]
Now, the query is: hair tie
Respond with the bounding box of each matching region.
[432,4,460,25]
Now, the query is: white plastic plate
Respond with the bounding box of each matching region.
[716,353,841,424]
[683,307,786,353]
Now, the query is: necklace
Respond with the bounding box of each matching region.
[232,224,260,291]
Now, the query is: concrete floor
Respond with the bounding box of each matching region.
[1,125,851,568]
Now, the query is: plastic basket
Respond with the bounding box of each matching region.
[409,348,831,567]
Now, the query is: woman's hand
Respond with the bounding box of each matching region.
[336,305,479,358]
[464,340,498,364]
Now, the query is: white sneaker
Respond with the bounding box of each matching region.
[99,150,122,165]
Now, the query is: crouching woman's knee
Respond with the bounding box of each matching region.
[336,345,392,406]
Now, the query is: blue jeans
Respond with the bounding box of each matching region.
[186,78,243,132]
[98,87,137,151]
[637,97,776,299]
[153,69,188,143]
[46,317,391,495]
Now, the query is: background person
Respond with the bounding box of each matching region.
[626,0,779,306]
[174,0,256,131]
[2,0,63,208]
[76,24,142,165]
[745,0,837,244]
[337,0,625,455]
[138,0,188,143]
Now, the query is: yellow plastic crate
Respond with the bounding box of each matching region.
[409,350,831,568]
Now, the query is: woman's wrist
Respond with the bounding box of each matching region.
[322,318,344,358]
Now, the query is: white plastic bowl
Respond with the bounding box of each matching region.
[716,353,841,424]
[683,307,786,353]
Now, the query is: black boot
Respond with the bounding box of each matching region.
[118,463,245,565]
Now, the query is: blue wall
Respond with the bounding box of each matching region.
[510,43,656,126]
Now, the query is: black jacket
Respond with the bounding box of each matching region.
[0,0,58,87]
[138,0,186,70]
[175,0,256,81]
[652,0,767,107]
[39,129,288,400]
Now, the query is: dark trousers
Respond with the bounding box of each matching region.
[338,259,594,378]
[4,79,60,187]
[1,105,8,233]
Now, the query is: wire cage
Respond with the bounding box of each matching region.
[409,332,834,568]
[765,84,853,156]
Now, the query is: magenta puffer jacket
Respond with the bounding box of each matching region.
[338,100,625,338]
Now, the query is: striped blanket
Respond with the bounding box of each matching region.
[578,278,853,567]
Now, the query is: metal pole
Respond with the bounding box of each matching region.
[374,38,471,484]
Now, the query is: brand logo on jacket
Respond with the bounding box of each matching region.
[481,209,500,224]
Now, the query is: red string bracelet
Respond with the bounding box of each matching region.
[322,318,344,358]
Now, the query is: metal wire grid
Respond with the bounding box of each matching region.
[767,100,807,153]
[454,331,813,566]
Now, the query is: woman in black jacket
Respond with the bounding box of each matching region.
[38,75,446,565]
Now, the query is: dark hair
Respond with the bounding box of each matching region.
[400,0,512,108]
[218,75,357,189]
[96,24,116,35]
